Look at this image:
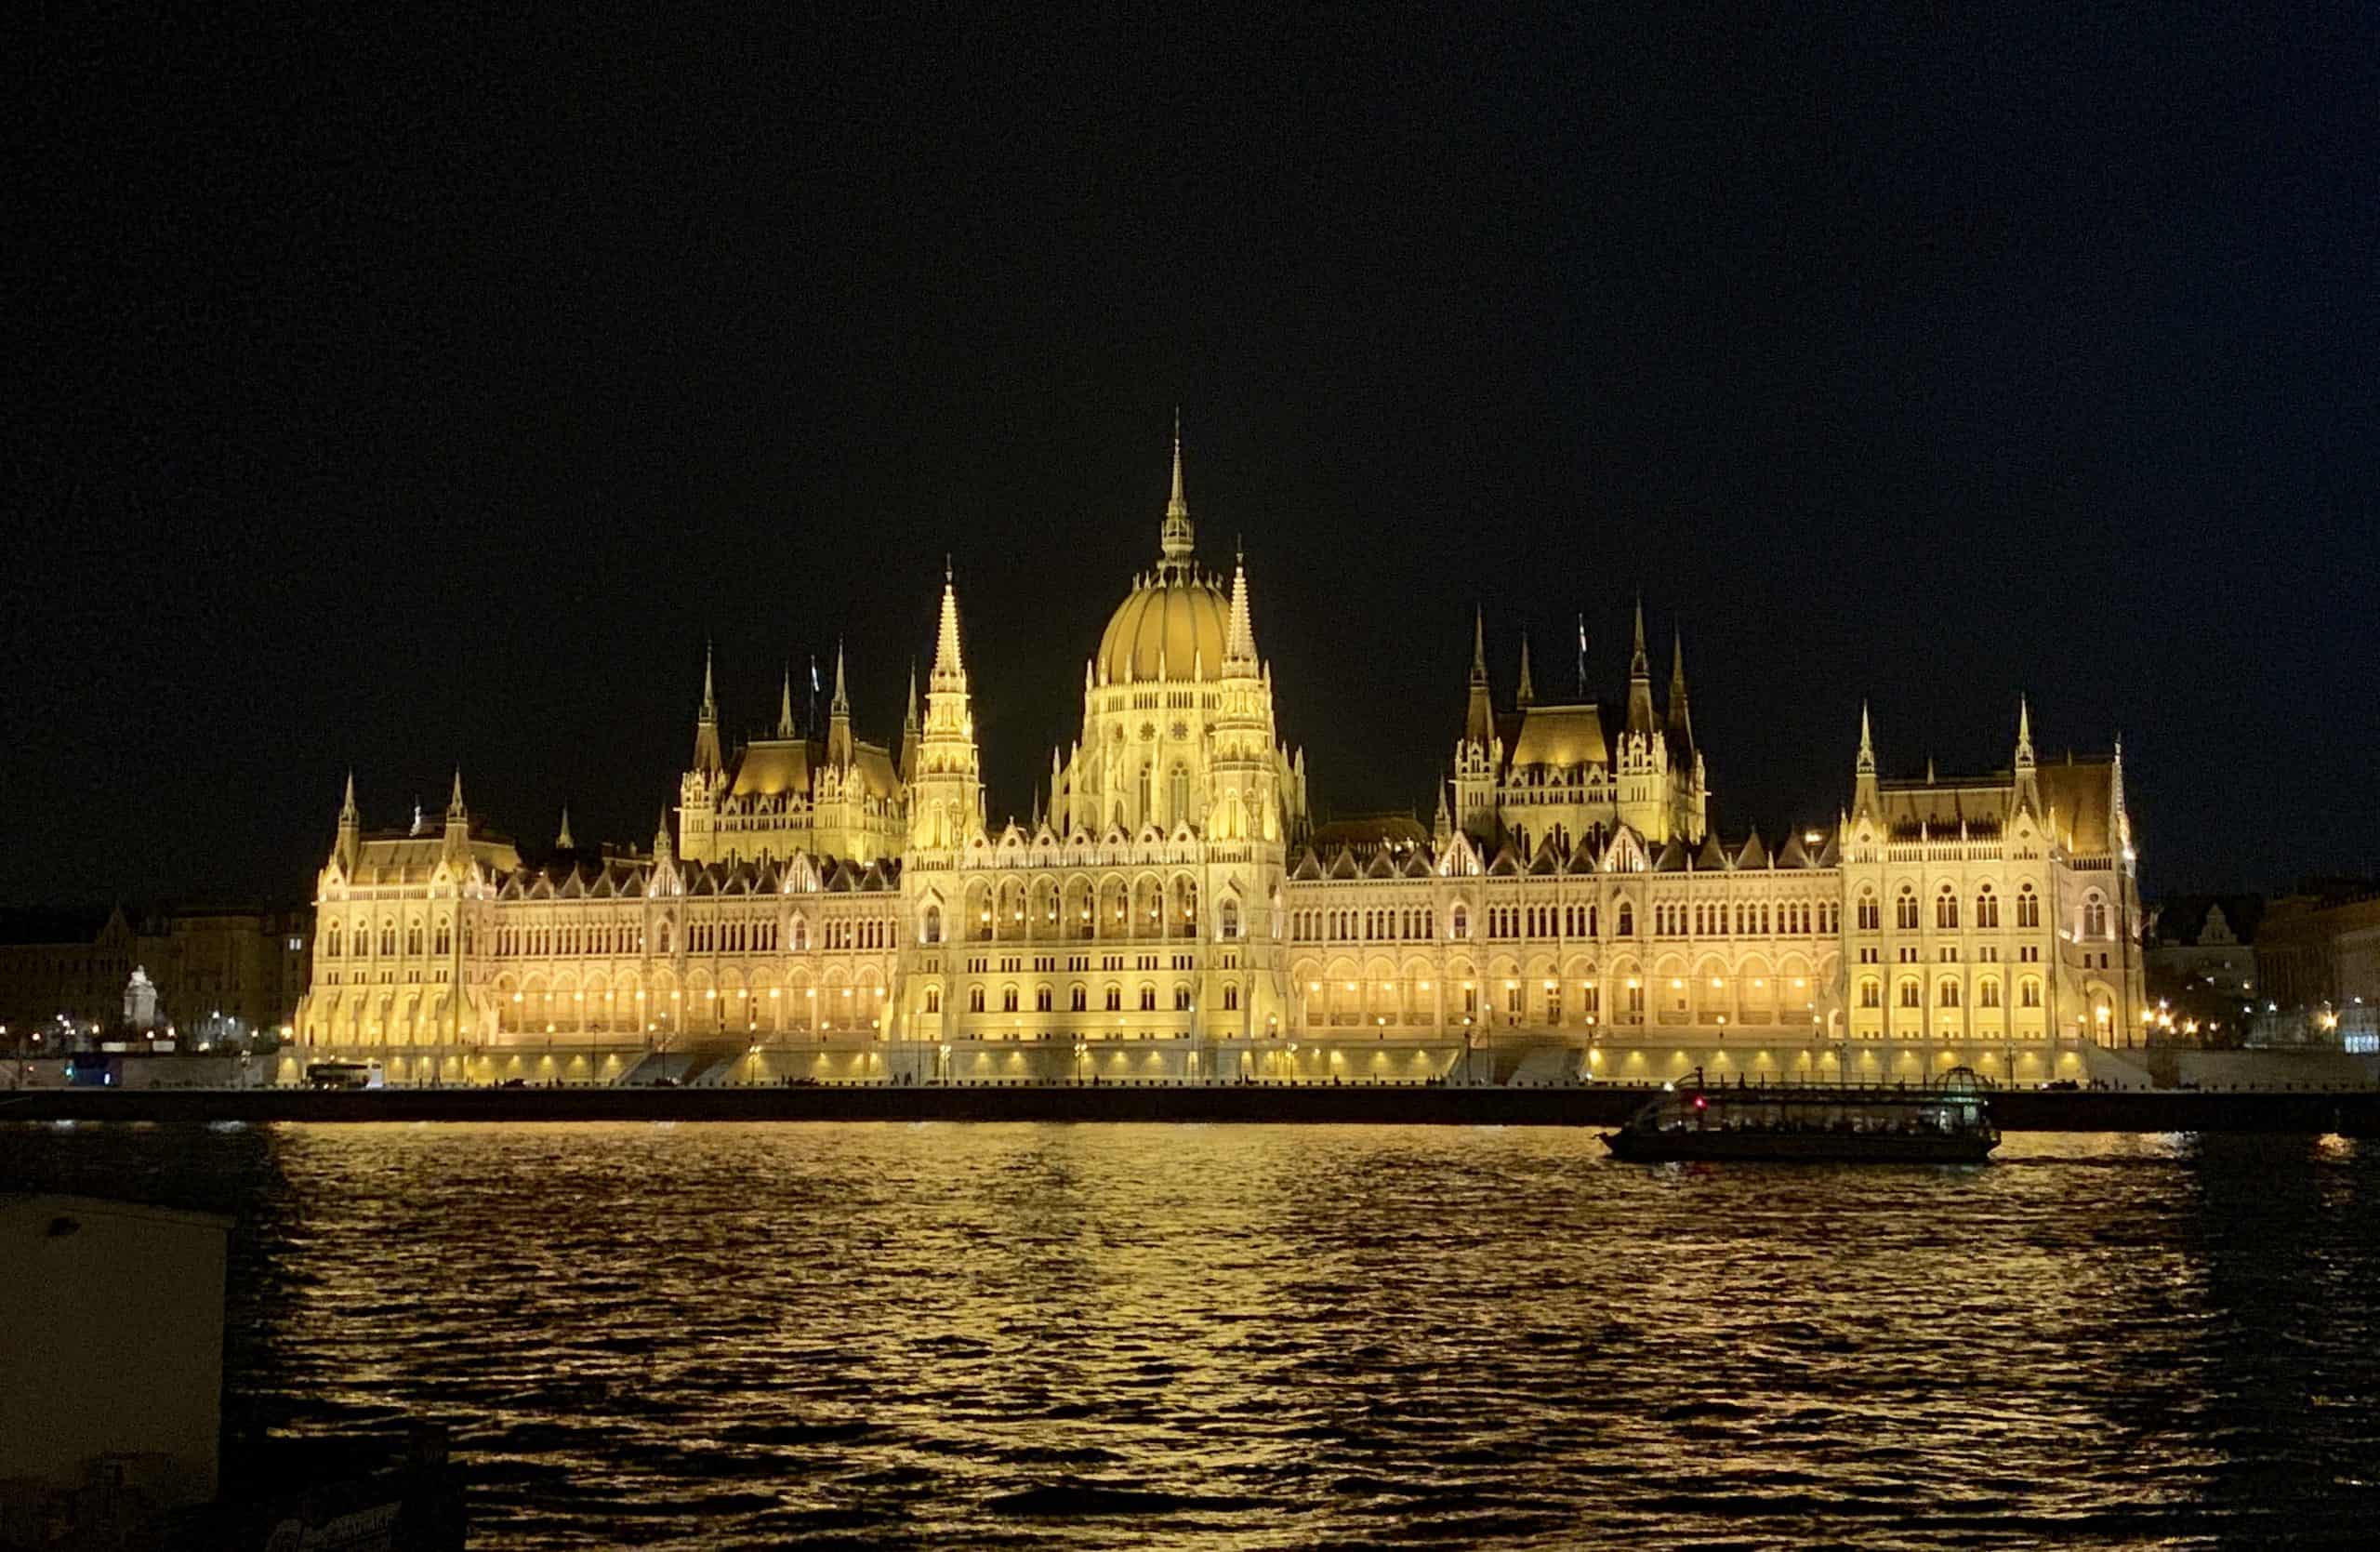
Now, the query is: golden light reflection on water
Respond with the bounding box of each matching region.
[3,1121,2373,1548]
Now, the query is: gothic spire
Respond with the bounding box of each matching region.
[932,566,967,691]
[339,770,358,825]
[1159,411,1194,564]
[1666,626,1693,752]
[556,806,575,850]
[830,641,850,714]
[1516,633,1535,708]
[446,767,467,821]
[1624,597,1657,739]
[1463,607,1495,748]
[1224,548,1259,669]
[776,664,796,738]
[691,643,723,774]
[2015,695,2035,771]
[1857,701,1876,776]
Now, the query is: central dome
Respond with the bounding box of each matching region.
[1097,569,1230,683]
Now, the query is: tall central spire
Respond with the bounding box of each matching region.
[1159,408,1194,565]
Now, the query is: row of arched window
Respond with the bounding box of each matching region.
[321,920,457,958]
[1858,882,2056,934]
[931,981,1217,1015]
[1856,975,2043,1011]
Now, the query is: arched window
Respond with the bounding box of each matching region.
[1169,764,1190,827]
[921,905,942,945]
[2018,977,2043,1008]
[1219,898,1240,940]
[1936,886,1959,931]
[1858,977,1881,1009]
[1173,985,1192,1011]
[1001,986,1019,1013]
[324,922,342,958]
[968,987,985,1013]
[1136,763,1152,824]
[1451,905,1471,940]
[2016,883,2040,929]
[1139,985,1157,1012]
[1616,902,1634,937]
[790,915,810,951]
[1222,984,1239,1011]
[1104,985,1122,1012]
[1896,888,1919,931]
[379,921,397,956]
[1897,978,1921,1009]
[1977,978,2002,1009]
[434,921,452,955]
[1857,891,1879,931]
[1976,884,1999,929]
[2084,894,2109,938]
[1938,978,1961,1008]
[1071,985,1088,1012]
[1035,987,1052,1012]
[923,986,941,1014]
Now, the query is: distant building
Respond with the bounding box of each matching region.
[2253,884,2380,1050]
[0,905,311,1045]
[2147,895,2260,997]
[294,428,2146,1087]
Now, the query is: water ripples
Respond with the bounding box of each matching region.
[5,1122,2377,1547]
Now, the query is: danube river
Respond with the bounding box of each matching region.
[7,1121,2376,1548]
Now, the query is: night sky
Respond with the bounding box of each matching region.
[9,7,2376,909]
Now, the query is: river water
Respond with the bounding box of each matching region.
[6,1121,2376,1549]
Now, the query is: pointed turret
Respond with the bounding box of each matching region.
[1159,410,1195,566]
[826,641,854,767]
[1853,702,1880,822]
[2015,696,2035,772]
[776,664,797,739]
[556,806,575,851]
[932,561,966,692]
[653,807,674,867]
[335,772,361,871]
[1223,547,1259,670]
[910,565,985,852]
[691,642,723,776]
[1624,598,1657,741]
[1665,627,1693,754]
[899,661,921,784]
[443,768,469,857]
[1463,607,1495,747]
[1516,633,1535,709]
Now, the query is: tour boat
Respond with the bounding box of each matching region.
[1603,1067,1999,1163]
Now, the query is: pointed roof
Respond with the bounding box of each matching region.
[701,640,717,720]
[1697,832,1730,870]
[1666,627,1693,752]
[1516,633,1535,707]
[931,565,967,691]
[1159,410,1194,564]
[905,661,919,730]
[445,768,467,822]
[339,770,358,822]
[1223,549,1259,668]
[1734,829,1768,869]
[1471,606,1488,683]
[2015,695,2035,769]
[1624,598,1657,739]
[830,641,850,715]
[556,806,575,850]
[777,665,797,738]
[1857,701,1876,776]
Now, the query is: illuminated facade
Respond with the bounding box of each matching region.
[291,432,2144,1086]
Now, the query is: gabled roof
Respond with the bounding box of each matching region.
[1653,838,1689,872]
[1696,833,1730,870]
[1735,831,1769,870]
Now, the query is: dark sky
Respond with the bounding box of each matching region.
[9,7,2376,909]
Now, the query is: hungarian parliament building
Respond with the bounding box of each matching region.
[292,434,2145,1087]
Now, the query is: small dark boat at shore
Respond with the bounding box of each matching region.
[1604,1067,2000,1163]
